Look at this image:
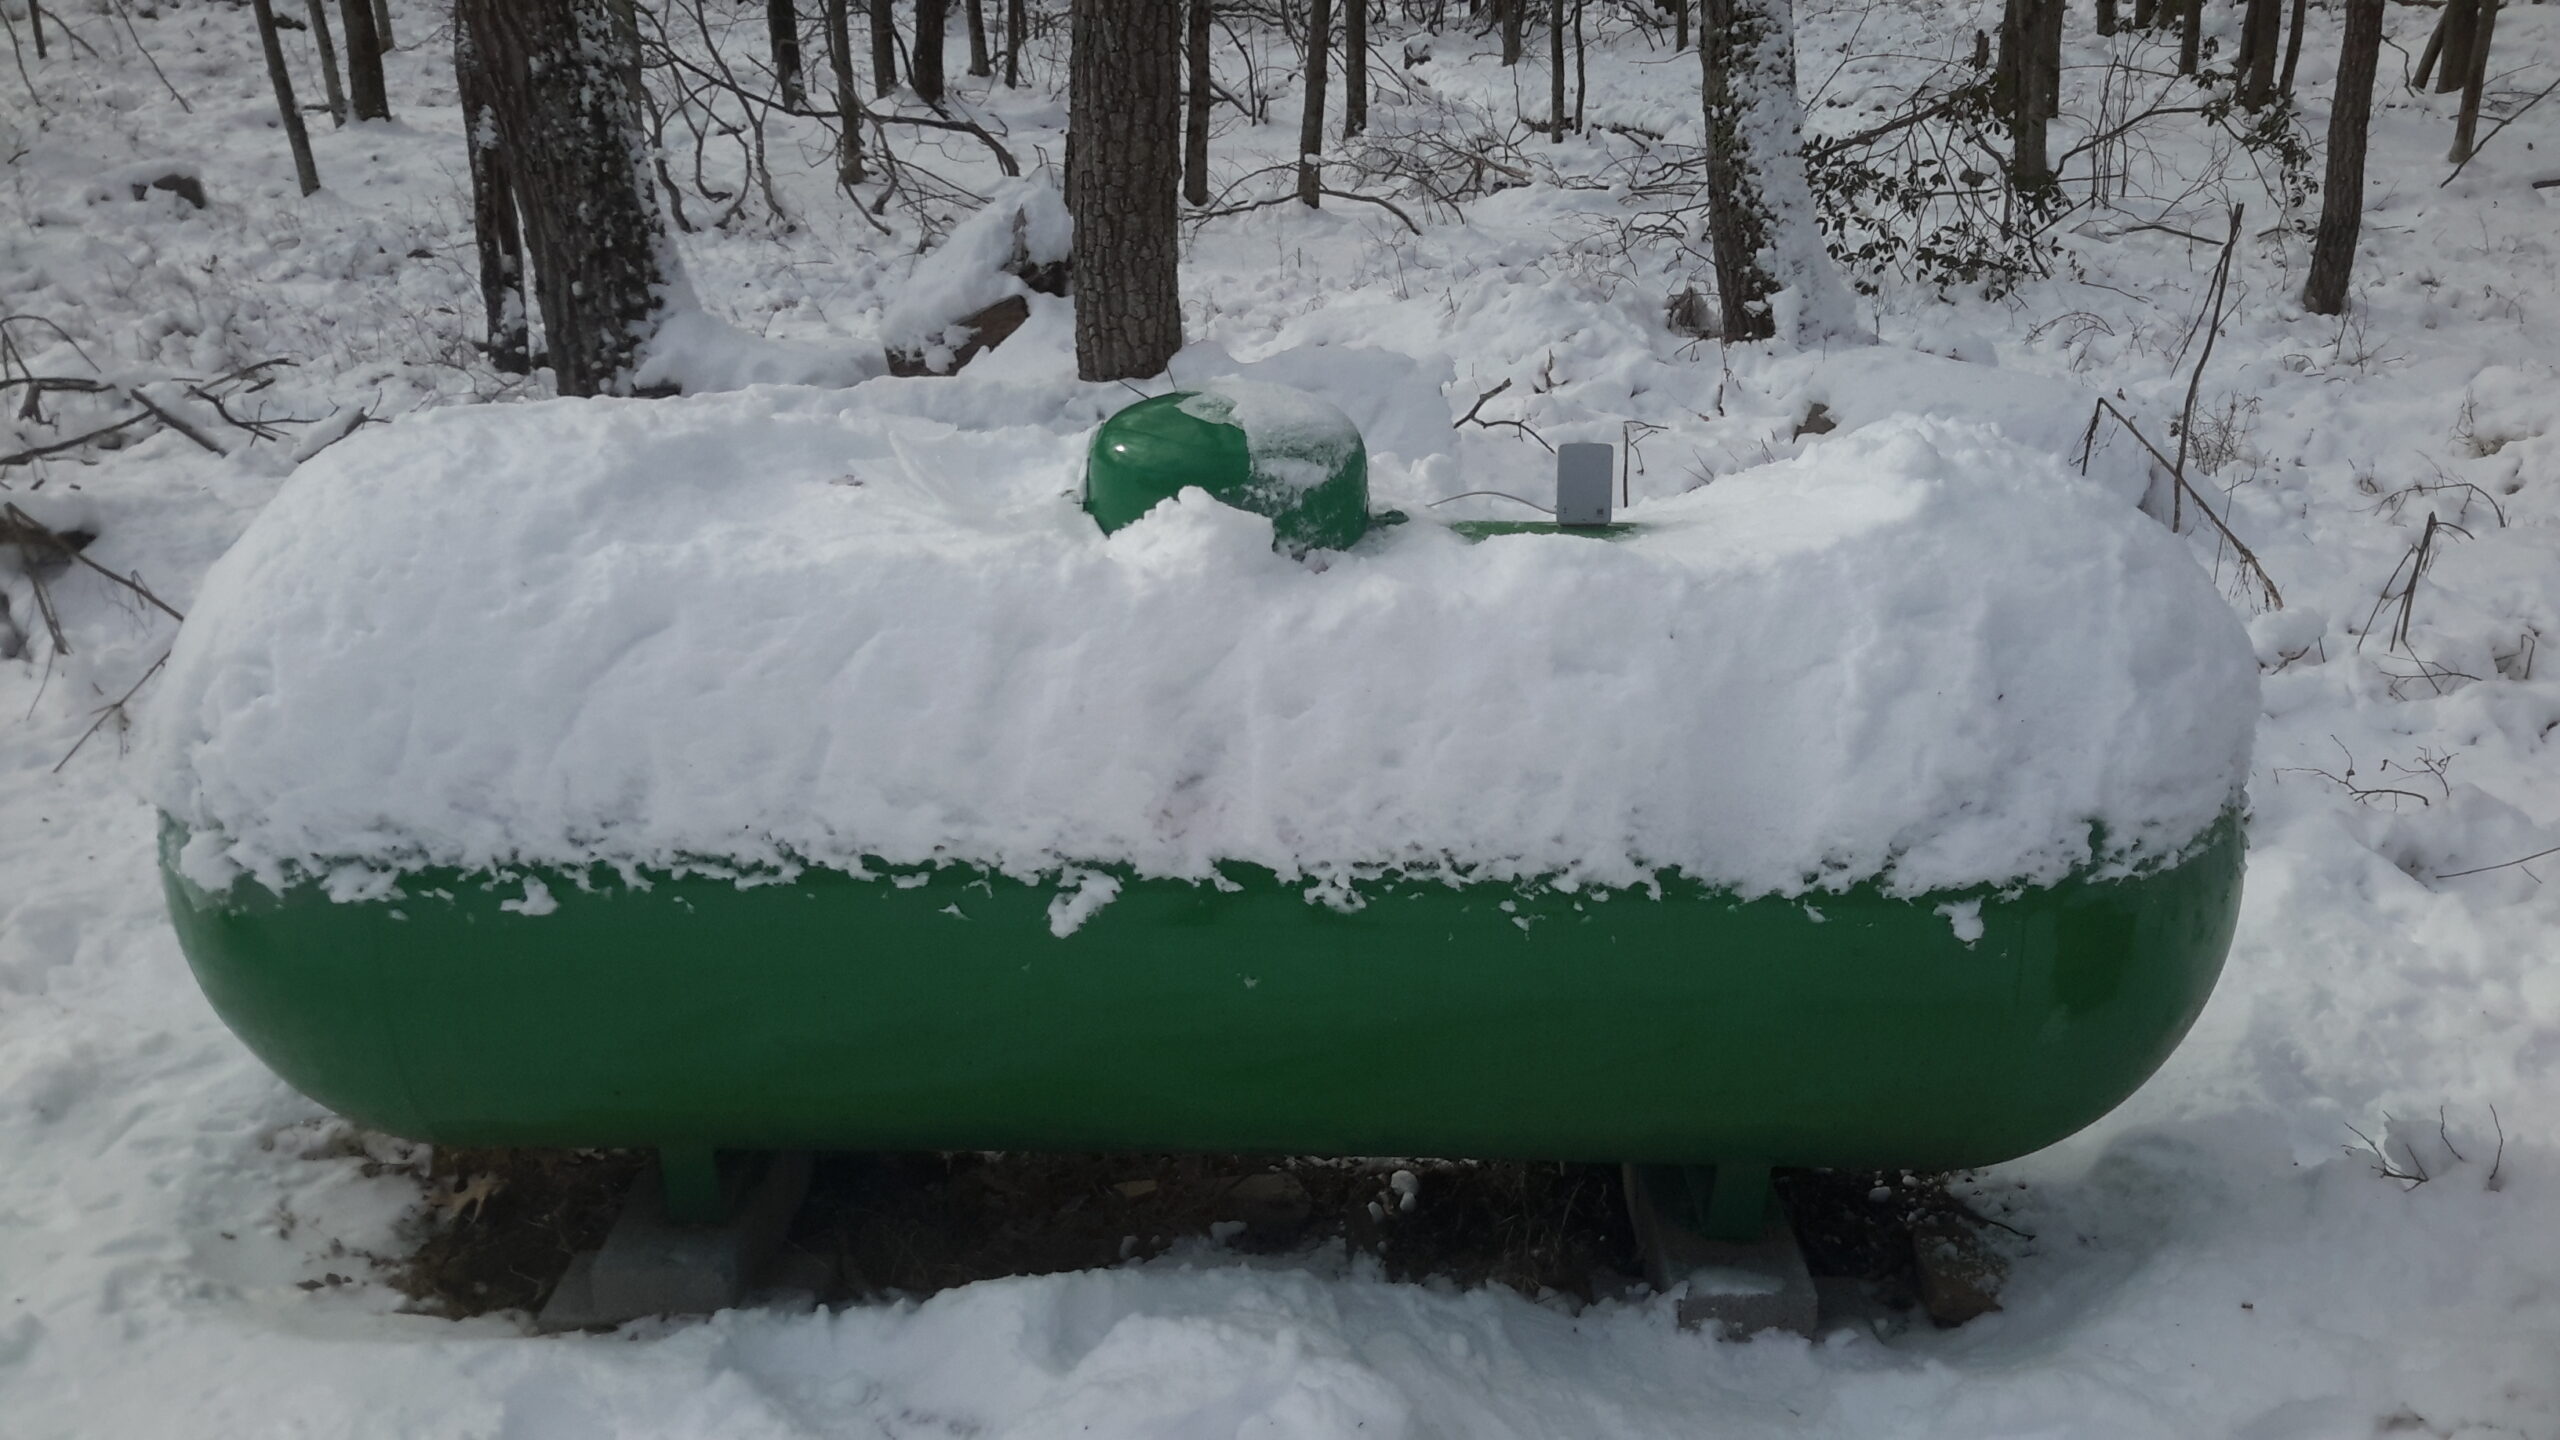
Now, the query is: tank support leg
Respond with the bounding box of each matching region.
[536,1150,812,1330]
[659,1145,727,1225]
[1623,1162,1816,1338]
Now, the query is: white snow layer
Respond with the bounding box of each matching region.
[141,389,2253,898]
[1176,378,1365,496]
[876,179,1071,361]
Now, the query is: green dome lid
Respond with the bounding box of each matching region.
[1084,382,1370,552]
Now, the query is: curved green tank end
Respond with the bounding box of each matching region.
[1084,391,1370,552]
[161,815,2241,1170]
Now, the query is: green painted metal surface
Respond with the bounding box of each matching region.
[1083,391,1370,552]
[162,813,2242,1170]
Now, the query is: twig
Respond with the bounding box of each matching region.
[124,388,223,454]
[106,0,191,112]
[2487,1105,2504,1188]
[54,651,168,772]
[2170,205,2245,533]
[2078,398,2283,608]
[2,504,185,623]
[1452,377,1515,427]
[2441,70,2559,186]
[0,411,153,466]
[2345,1119,2429,1186]
[2433,843,2560,880]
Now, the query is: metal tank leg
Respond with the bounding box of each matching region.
[1623,1162,1817,1338]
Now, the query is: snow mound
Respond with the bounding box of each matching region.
[141,389,2255,898]
[876,179,1071,364]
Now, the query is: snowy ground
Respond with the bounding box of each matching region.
[5,1,2560,1436]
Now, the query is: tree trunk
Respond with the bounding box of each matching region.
[2177,0,2200,74]
[2098,0,2115,39]
[826,0,866,184]
[770,0,807,107]
[871,0,899,96]
[252,0,323,195]
[1298,0,1330,205]
[2237,0,2278,109]
[2301,0,2381,314]
[371,0,392,52]
[1186,0,1213,204]
[305,0,348,127]
[1006,0,1023,85]
[2448,0,2496,161]
[1502,0,1522,64]
[1556,0,1576,128]
[2277,0,2306,97]
[453,0,678,397]
[2039,0,2061,116]
[1998,0,2052,185]
[1345,0,1367,137]
[1697,0,1854,342]
[1069,0,1183,381]
[338,0,389,119]
[1549,0,1565,139]
[913,0,946,102]
[27,0,44,61]
[456,15,531,372]
[966,0,991,75]
[2132,0,2153,29]
[1674,0,1688,49]
[2432,0,2475,93]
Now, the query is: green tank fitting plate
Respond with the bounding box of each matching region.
[1085,386,1370,552]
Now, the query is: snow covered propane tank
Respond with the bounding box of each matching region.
[149,380,2255,1235]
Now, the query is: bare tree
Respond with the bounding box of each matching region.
[770,0,807,107]
[2177,0,2200,74]
[2424,0,2477,94]
[914,0,946,103]
[2302,0,2381,313]
[1672,0,1688,49]
[2279,0,2307,98]
[2448,0,2497,161]
[871,0,898,96]
[338,0,388,119]
[966,0,991,75]
[454,0,679,396]
[252,0,322,195]
[1695,0,1855,341]
[371,0,393,51]
[456,15,530,371]
[1297,0,1330,205]
[1997,0,2054,186]
[1069,0,1184,379]
[1548,0,1565,140]
[1502,0,1522,64]
[1006,0,1024,85]
[1345,0,1367,137]
[304,0,348,127]
[1186,0,1212,204]
[826,0,867,184]
[2235,0,2279,109]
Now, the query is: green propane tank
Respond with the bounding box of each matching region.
[1084,382,1370,551]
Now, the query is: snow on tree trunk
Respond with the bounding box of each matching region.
[2301,0,2381,315]
[1069,0,1183,380]
[455,16,531,373]
[454,0,681,397]
[1695,0,1857,343]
